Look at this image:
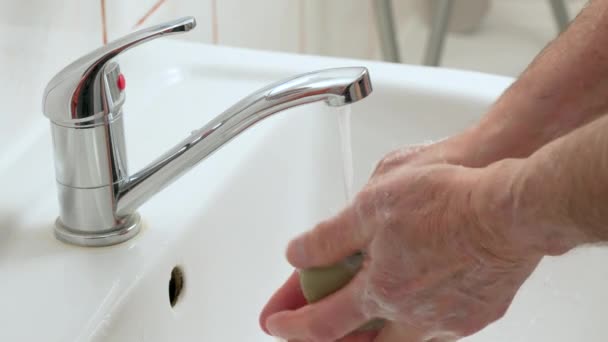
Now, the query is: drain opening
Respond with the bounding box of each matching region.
[169,266,185,308]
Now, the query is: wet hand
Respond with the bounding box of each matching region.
[261,151,541,341]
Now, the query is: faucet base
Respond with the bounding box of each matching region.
[54,213,141,247]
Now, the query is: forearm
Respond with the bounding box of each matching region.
[478,113,608,257]
[461,0,608,167]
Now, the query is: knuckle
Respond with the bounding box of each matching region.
[373,146,425,176]
[373,151,401,175]
[491,302,510,321]
[354,185,398,228]
[354,187,378,221]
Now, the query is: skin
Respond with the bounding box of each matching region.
[259,0,608,341]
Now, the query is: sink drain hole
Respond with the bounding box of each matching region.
[169,266,185,308]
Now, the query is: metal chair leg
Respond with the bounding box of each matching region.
[549,0,570,32]
[423,0,453,67]
[373,0,401,63]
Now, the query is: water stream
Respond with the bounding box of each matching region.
[337,106,354,202]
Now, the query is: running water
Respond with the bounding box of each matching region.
[337,106,354,201]
[273,107,359,342]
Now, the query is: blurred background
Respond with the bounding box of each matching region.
[0,0,588,135]
[0,0,589,122]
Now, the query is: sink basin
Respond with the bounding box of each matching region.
[1,39,607,341]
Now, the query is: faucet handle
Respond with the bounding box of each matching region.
[42,17,196,127]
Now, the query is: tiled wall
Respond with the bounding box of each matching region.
[1,0,391,60]
[2,0,589,77]
[101,0,387,59]
[0,0,394,137]
[0,0,589,130]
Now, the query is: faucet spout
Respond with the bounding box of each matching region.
[116,67,372,217]
[43,15,374,247]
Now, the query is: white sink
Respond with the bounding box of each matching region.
[1,39,607,341]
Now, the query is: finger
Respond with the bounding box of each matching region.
[371,147,420,178]
[265,273,369,341]
[286,205,372,269]
[371,144,438,178]
[259,271,308,334]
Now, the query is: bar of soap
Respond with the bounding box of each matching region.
[299,252,384,332]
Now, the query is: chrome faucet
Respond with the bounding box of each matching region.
[42,17,373,247]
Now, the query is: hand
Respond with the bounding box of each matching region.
[369,134,471,173]
[261,134,472,339]
[260,149,542,341]
[259,138,466,340]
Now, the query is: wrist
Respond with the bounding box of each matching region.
[510,153,594,256]
[473,157,588,258]
[470,158,547,259]
[464,83,589,168]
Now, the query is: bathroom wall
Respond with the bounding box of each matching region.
[0,0,590,117]
[0,0,385,59]
[103,0,386,59]
[0,0,591,77]
[0,0,384,130]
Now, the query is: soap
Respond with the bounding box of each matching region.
[299,252,384,332]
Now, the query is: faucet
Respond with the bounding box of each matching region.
[42,17,373,247]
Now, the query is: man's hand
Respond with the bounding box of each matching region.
[261,154,541,341]
[259,137,471,341]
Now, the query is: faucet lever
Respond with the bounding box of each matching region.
[41,17,197,247]
[43,17,196,127]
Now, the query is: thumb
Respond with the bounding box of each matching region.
[286,205,372,269]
